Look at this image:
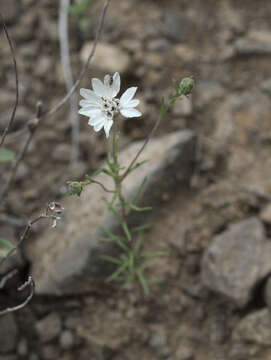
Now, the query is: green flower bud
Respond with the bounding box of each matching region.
[179,77,194,96]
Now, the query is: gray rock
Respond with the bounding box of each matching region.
[172,97,193,117]
[0,314,18,353]
[232,308,271,346]
[59,330,74,350]
[41,345,60,360]
[52,144,71,162]
[36,313,62,343]
[29,130,196,295]
[175,343,194,360]
[147,38,171,53]
[264,276,271,311]
[260,203,271,224]
[163,12,193,42]
[234,30,271,56]
[196,81,225,107]
[261,78,271,96]
[201,217,271,307]
[149,328,167,348]
[80,42,131,74]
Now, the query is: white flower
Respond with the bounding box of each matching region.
[79,72,142,138]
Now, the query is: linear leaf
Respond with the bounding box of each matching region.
[100,255,122,265]
[0,149,15,163]
[107,261,129,282]
[136,269,149,295]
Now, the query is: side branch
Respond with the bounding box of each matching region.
[0,276,35,316]
[120,104,167,181]
[0,102,43,204]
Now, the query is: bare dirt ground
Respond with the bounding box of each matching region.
[1,0,271,359]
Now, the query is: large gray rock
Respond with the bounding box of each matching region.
[201,217,271,307]
[234,30,271,56]
[36,313,62,343]
[232,308,271,346]
[28,130,196,295]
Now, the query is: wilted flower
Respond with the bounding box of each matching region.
[47,202,64,228]
[79,72,141,138]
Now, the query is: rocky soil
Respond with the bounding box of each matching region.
[1,0,271,359]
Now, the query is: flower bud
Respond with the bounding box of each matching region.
[179,77,194,96]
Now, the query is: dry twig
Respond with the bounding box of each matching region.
[59,0,80,165]
[0,276,35,316]
[0,13,19,148]
[0,102,43,205]
[5,0,112,143]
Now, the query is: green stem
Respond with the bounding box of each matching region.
[112,120,129,239]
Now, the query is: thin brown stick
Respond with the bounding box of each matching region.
[5,0,112,143]
[91,180,114,193]
[0,102,43,205]
[0,269,18,290]
[0,202,63,268]
[0,276,35,316]
[59,0,79,165]
[0,13,19,147]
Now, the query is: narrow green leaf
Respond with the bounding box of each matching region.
[125,160,149,176]
[128,252,134,271]
[173,79,180,93]
[131,224,154,232]
[100,227,128,251]
[130,176,148,205]
[107,261,129,282]
[100,255,122,265]
[129,204,152,212]
[160,96,166,117]
[136,269,149,295]
[122,221,132,242]
[134,231,143,256]
[0,238,14,258]
[169,97,177,105]
[0,149,15,163]
[106,153,115,172]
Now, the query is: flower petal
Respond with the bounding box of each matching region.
[112,72,120,97]
[92,78,108,97]
[80,88,102,105]
[88,114,106,126]
[125,99,140,108]
[104,119,113,138]
[79,99,101,107]
[94,122,105,132]
[120,108,142,118]
[79,108,99,117]
[120,87,138,105]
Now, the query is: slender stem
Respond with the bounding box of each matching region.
[0,102,43,205]
[0,276,35,316]
[59,0,79,165]
[111,122,127,228]
[120,103,169,181]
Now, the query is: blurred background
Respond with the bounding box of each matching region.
[1,0,271,359]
